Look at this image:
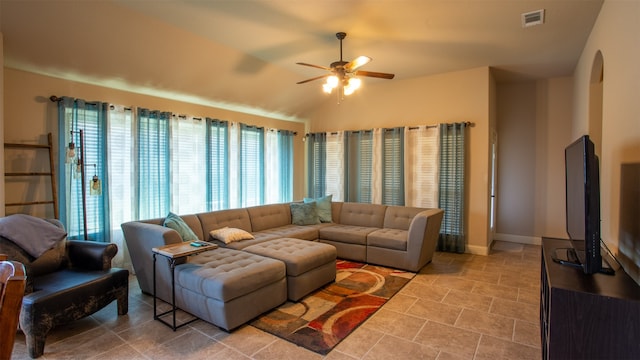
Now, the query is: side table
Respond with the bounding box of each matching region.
[152,241,218,330]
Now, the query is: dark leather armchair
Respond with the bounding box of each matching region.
[0,218,129,358]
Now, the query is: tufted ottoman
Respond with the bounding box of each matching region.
[174,247,286,331]
[243,238,337,301]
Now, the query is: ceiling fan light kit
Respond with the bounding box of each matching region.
[297,32,394,101]
[322,75,361,95]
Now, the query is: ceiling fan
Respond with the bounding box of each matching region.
[296,32,395,96]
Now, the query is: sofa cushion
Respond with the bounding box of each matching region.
[247,203,291,231]
[290,202,320,225]
[367,228,408,251]
[319,224,378,245]
[339,203,387,228]
[253,224,319,241]
[197,209,252,235]
[209,227,254,244]
[304,194,333,223]
[222,235,276,250]
[176,248,285,302]
[383,206,426,230]
[243,238,336,276]
[331,202,343,224]
[163,212,199,241]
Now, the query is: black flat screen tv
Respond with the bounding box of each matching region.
[564,135,602,274]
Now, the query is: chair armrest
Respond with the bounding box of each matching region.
[67,240,118,271]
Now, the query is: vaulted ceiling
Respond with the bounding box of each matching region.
[1,1,603,121]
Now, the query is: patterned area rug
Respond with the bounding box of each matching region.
[251,259,415,354]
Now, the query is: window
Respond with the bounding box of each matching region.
[345,130,372,203]
[58,98,295,253]
[207,119,229,210]
[239,124,264,207]
[325,132,345,201]
[306,133,326,199]
[58,99,109,241]
[404,126,439,208]
[171,115,207,214]
[137,109,171,220]
[265,129,294,204]
[307,125,438,207]
[382,127,404,205]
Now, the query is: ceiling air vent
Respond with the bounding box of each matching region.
[522,9,545,28]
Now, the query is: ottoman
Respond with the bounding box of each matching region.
[243,238,337,301]
[174,247,287,331]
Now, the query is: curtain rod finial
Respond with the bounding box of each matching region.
[50,95,62,102]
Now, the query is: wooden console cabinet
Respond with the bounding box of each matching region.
[540,237,640,359]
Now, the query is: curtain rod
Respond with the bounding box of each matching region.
[305,121,474,137]
[51,96,134,111]
[408,121,474,130]
[51,95,296,134]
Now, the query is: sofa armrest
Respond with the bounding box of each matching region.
[67,240,118,271]
[406,209,445,268]
[121,221,183,297]
[121,221,183,254]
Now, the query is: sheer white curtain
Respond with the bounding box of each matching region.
[404,125,440,207]
[325,131,345,201]
[170,115,207,214]
[265,129,280,204]
[371,128,383,204]
[228,122,241,209]
[107,105,134,271]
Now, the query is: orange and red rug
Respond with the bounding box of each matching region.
[251,259,415,354]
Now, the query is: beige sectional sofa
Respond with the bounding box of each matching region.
[121,201,443,330]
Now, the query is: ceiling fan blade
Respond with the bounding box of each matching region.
[355,70,395,79]
[344,56,371,72]
[296,62,332,71]
[297,74,330,84]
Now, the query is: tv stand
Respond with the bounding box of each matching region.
[551,247,615,275]
[551,247,582,269]
[541,238,640,359]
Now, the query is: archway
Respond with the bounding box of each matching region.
[589,51,604,156]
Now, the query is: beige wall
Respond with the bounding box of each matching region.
[495,78,574,244]
[572,0,640,281]
[307,67,493,254]
[496,82,537,238]
[2,68,307,219]
[538,78,574,239]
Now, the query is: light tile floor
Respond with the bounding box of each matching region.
[10,241,542,360]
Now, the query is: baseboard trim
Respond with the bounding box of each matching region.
[466,244,490,256]
[494,233,542,246]
[463,234,542,256]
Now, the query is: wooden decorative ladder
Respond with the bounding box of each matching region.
[4,133,59,219]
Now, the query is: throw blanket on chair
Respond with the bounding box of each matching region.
[0,214,67,258]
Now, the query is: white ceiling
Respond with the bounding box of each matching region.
[1,0,603,121]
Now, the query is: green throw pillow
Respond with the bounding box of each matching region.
[163,212,199,241]
[304,194,333,222]
[290,202,320,225]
